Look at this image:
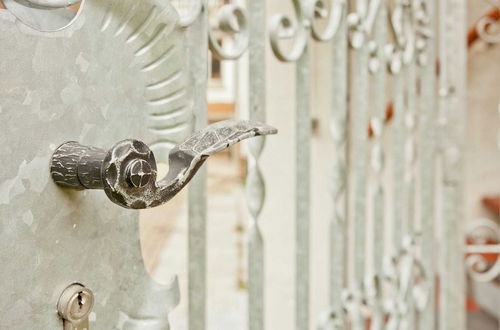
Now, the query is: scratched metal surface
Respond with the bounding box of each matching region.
[0,0,190,328]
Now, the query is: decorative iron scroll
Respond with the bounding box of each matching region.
[477,17,500,43]
[318,234,430,330]
[316,0,438,328]
[269,2,346,330]
[171,2,258,330]
[246,1,267,329]
[477,0,500,44]
[208,3,249,60]
[466,218,500,282]
[269,0,345,62]
[168,1,465,330]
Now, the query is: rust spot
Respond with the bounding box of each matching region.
[368,102,393,138]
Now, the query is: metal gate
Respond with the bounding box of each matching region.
[0,0,469,329]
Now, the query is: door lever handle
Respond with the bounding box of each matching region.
[50,120,277,209]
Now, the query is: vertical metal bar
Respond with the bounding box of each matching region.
[247,0,266,329]
[402,46,418,330]
[329,2,348,322]
[418,0,438,328]
[187,3,208,330]
[350,30,369,285]
[348,14,371,330]
[438,0,467,329]
[370,2,387,283]
[268,5,313,329]
[405,58,417,237]
[369,5,387,330]
[387,50,406,330]
[392,67,406,249]
[296,48,311,330]
[437,4,448,326]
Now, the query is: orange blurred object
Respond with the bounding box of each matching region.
[468,8,500,47]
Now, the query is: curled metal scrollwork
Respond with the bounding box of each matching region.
[362,273,385,330]
[346,0,381,49]
[317,235,429,330]
[316,306,343,330]
[208,3,249,60]
[346,0,431,73]
[311,0,346,41]
[465,217,500,282]
[477,15,500,44]
[383,0,432,73]
[269,0,345,62]
[172,1,249,59]
[341,288,366,330]
[384,235,429,329]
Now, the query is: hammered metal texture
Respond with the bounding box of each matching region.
[0,0,188,328]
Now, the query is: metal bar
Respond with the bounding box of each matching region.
[296,48,311,330]
[187,3,208,330]
[466,245,500,253]
[247,0,266,329]
[350,28,370,285]
[370,2,387,282]
[392,66,406,250]
[369,5,387,330]
[347,12,371,330]
[418,0,438,328]
[438,0,467,329]
[386,33,407,328]
[405,56,417,237]
[402,41,418,330]
[329,3,348,323]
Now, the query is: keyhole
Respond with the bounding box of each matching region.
[70,291,91,319]
[77,293,84,309]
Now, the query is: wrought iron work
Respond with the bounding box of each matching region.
[269,2,344,330]
[247,1,267,329]
[318,1,452,329]
[417,1,438,328]
[0,0,470,329]
[175,3,210,329]
[465,218,500,282]
[328,1,348,328]
[208,2,249,60]
[50,120,277,209]
[438,0,467,329]
[477,0,500,44]
[365,5,388,330]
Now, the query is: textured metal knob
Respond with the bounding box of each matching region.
[50,120,277,209]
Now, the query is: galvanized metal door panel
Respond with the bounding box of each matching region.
[0,0,189,328]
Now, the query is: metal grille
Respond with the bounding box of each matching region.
[177,0,467,329]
